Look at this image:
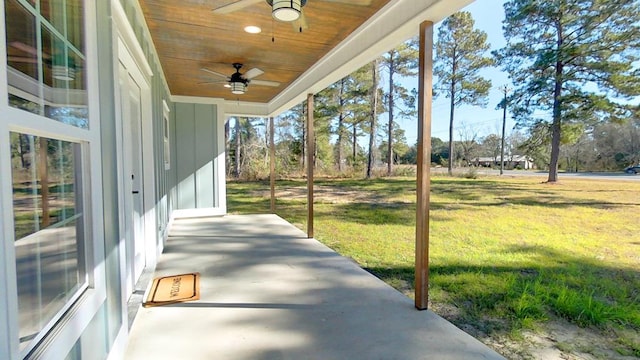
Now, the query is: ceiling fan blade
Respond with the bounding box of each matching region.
[322,0,372,5]
[201,68,229,79]
[212,0,262,14]
[244,67,264,80]
[250,79,280,87]
[292,11,308,32]
[198,80,228,85]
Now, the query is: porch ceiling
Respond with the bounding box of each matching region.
[139,0,391,103]
[138,0,473,114]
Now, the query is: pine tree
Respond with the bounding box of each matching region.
[434,11,493,175]
[380,38,418,176]
[367,60,380,178]
[317,71,370,173]
[346,67,375,170]
[497,0,640,182]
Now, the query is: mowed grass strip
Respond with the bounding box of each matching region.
[227,176,640,356]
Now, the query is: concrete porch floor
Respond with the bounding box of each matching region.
[124,214,505,360]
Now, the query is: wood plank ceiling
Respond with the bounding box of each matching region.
[138,0,391,103]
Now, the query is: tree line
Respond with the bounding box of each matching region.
[227,0,640,181]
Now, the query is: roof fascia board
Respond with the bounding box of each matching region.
[170,95,270,118]
[171,95,226,105]
[223,100,270,117]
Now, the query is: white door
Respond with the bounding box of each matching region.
[127,73,146,283]
[118,62,146,296]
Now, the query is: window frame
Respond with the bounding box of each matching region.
[0,0,106,359]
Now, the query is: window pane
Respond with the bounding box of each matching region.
[9,93,40,115]
[40,0,65,35]
[66,0,85,53]
[40,0,85,56]
[5,0,89,129]
[42,26,89,128]
[5,0,39,98]
[10,133,86,352]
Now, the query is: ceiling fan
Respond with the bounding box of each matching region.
[201,63,280,95]
[213,0,372,32]
[213,0,372,13]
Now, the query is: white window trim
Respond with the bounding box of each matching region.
[0,0,106,358]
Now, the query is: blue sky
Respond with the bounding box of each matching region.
[395,0,513,146]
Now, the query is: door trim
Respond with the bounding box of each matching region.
[113,19,157,321]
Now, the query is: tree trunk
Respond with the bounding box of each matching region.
[19,134,28,169]
[234,118,241,178]
[337,79,345,172]
[352,123,357,165]
[548,21,564,183]
[447,81,455,175]
[224,120,230,176]
[367,61,378,179]
[39,137,50,227]
[500,87,508,175]
[301,106,306,170]
[337,111,345,172]
[387,57,395,176]
[448,51,457,176]
[549,78,563,182]
[264,119,270,167]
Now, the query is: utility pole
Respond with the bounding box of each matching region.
[499,85,510,175]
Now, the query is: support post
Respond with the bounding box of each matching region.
[269,116,276,213]
[306,94,315,238]
[415,20,433,310]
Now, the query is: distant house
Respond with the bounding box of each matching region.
[473,155,536,170]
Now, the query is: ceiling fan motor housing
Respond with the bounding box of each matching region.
[230,63,249,85]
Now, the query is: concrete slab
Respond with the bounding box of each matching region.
[124,214,505,360]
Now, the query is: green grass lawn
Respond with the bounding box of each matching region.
[227,175,640,357]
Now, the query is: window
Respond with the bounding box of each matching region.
[10,133,87,352]
[6,0,88,128]
[2,0,102,358]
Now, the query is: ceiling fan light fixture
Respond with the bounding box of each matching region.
[271,0,302,22]
[230,81,247,94]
